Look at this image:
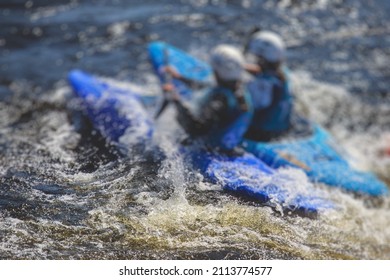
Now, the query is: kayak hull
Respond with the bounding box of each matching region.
[242,127,389,196]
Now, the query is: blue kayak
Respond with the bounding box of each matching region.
[148,41,389,197]
[68,69,334,217]
[68,69,153,145]
[242,126,389,196]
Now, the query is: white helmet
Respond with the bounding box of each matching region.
[248,31,285,63]
[210,44,245,81]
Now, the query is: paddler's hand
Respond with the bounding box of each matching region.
[162,66,181,79]
[162,83,175,92]
[244,63,261,75]
[162,83,180,101]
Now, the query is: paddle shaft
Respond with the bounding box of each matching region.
[154,47,174,119]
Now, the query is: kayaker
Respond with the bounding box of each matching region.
[162,44,253,151]
[244,31,293,141]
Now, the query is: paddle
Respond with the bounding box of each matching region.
[154,47,174,119]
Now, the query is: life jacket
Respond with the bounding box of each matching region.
[198,86,254,150]
[246,67,292,137]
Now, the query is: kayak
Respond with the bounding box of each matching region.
[68,69,153,146]
[148,41,389,197]
[242,126,389,196]
[68,69,334,217]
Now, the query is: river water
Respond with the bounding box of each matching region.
[0,0,389,259]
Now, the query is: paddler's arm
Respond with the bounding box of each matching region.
[162,66,208,90]
[244,63,261,76]
[172,93,228,136]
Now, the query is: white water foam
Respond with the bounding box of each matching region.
[292,70,390,180]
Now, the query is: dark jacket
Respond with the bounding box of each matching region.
[174,86,253,150]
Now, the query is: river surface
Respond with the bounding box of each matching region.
[0,0,389,259]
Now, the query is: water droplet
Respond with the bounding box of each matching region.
[25,1,34,9]
[32,27,42,37]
